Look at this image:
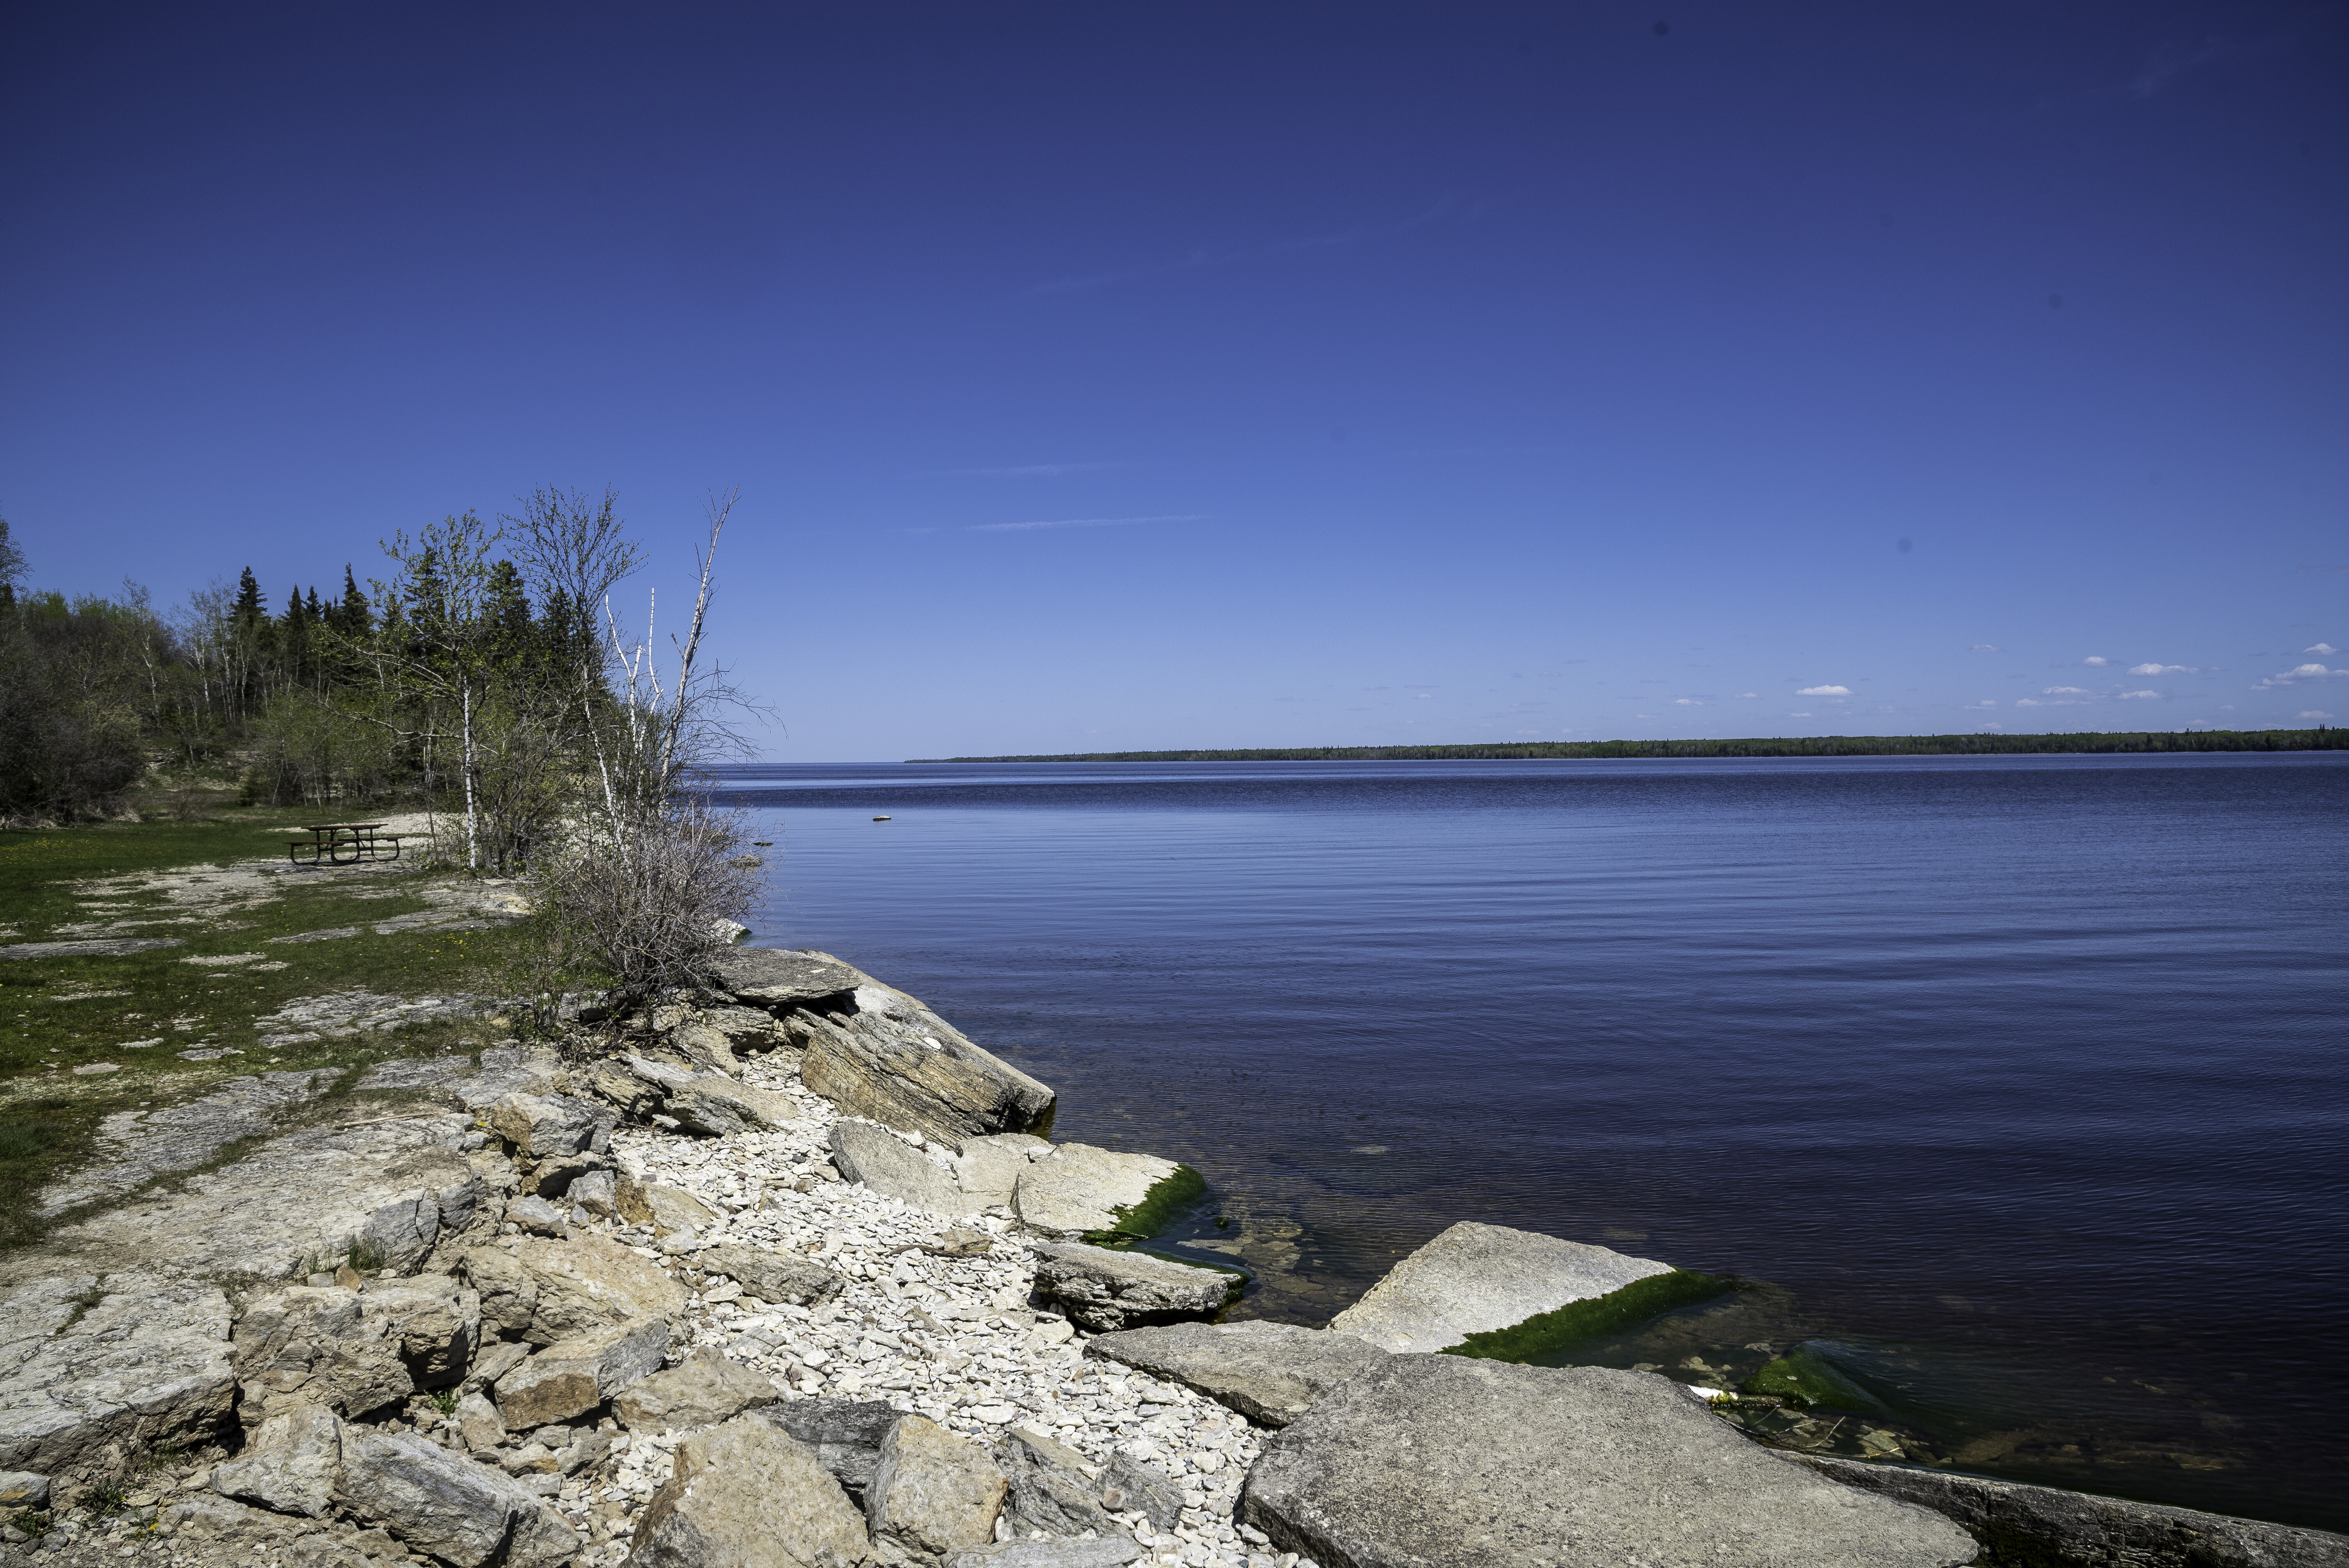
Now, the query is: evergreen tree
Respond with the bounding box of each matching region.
[333,566,370,638]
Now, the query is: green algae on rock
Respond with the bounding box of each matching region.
[1441,1268,1735,1364]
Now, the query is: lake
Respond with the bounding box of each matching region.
[705,754,2349,1530]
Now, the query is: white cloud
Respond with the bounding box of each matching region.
[1963,700,1997,710]
[2300,710,2336,720]
[2082,656,2110,666]
[970,513,1203,532]
[2118,690,2162,699]
[1969,644,2002,652]
[2042,686,2092,695]
[2016,698,2046,707]
[2307,643,2340,655]
[2254,663,2349,689]
[1787,712,1812,718]
[1734,692,1758,699]
[2129,663,2198,675]
[1673,698,1704,706]
[1796,684,1851,697]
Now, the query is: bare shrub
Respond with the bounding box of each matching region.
[532,794,760,1011]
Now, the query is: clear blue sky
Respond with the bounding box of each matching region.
[5,2,2343,758]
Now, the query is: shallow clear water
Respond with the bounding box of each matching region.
[708,754,2349,1530]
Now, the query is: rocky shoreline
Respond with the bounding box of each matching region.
[3,947,2344,1568]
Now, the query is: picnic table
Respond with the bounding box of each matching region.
[287,822,403,868]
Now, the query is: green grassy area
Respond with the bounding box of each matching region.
[0,811,533,1253]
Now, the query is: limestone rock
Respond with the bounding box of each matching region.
[0,1470,49,1509]
[866,1414,1007,1562]
[698,1244,844,1307]
[359,1274,481,1390]
[706,946,865,1013]
[831,1121,981,1218]
[1241,1358,1976,1568]
[993,1425,1123,1539]
[0,1272,235,1486]
[1012,1145,1189,1242]
[627,1412,870,1568]
[1326,1220,1677,1353]
[1028,1243,1233,1333]
[942,1543,1145,1568]
[1084,1320,1388,1427]
[210,1401,341,1518]
[699,1004,786,1049]
[1786,1451,2349,1568]
[1098,1452,1182,1533]
[668,1020,743,1076]
[520,1151,603,1198]
[615,1346,780,1433]
[615,1054,800,1137]
[159,1494,315,1556]
[232,1286,411,1427]
[639,1184,719,1238]
[463,1339,530,1393]
[332,1425,579,1568]
[795,1003,1055,1147]
[508,1194,568,1237]
[755,1397,905,1500]
[486,1092,612,1160]
[453,1391,505,1451]
[952,1134,1050,1208]
[462,1235,687,1345]
[569,1168,620,1220]
[493,1317,668,1427]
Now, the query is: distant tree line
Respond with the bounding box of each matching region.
[915,729,2347,764]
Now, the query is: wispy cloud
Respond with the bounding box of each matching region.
[2118,690,2163,699]
[2043,686,2093,695]
[2300,710,2336,720]
[1969,644,2003,652]
[2253,663,2349,690]
[1734,692,1758,699]
[2129,663,2198,675]
[1796,684,1851,697]
[1964,700,1998,710]
[2082,656,2110,666]
[969,513,1204,533]
[2307,643,2339,655]
[949,462,1116,478]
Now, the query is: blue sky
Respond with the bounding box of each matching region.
[4,2,2343,758]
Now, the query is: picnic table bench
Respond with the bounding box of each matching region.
[287,822,403,868]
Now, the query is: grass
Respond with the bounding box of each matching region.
[0,808,535,1254]
[1441,1269,1737,1363]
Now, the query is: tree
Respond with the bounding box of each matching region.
[369,512,502,869]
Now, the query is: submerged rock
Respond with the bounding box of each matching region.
[1242,1357,1976,1568]
[1084,1319,1388,1427]
[1325,1220,1679,1352]
[1028,1242,1235,1333]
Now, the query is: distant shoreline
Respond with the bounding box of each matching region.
[908,727,2346,764]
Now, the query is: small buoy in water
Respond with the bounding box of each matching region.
[873,815,891,821]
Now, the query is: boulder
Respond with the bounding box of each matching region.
[463,1339,531,1393]
[158,1494,314,1557]
[831,1121,981,1217]
[0,1470,49,1509]
[627,1412,870,1568]
[951,1134,1051,1208]
[493,1317,668,1427]
[485,1092,612,1160]
[1012,1146,1195,1242]
[1084,1320,1388,1427]
[210,1401,341,1518]
[755,1397,905,1500]
[706,946,866,1012]
[993,1425,1124,1539]
[1241,1358,1976,1568]
[453,1391,505,1451]
[1097,1451,1183,1533]
[1785,1451,2349,1568]
[615,1346,780,1433]
[866,1414,1007,1562]
[699,1244,845,1307]
[332,1426,579,1568]
[232,1286,411,1427]
[569,1168,620,1220]
[359,1274,481,1389]
[0,1272,235,1487]
[795,1004,1055,1146]
[462,1235,688,1345]
[943,1545,1145,1568]
[699,1004,787,1049]
[520,1151,604,1198]
[629,1055,800,1138]
[508,1194,568,1237]
[1325,1221,1678,1353]
[1028,1243,1234,1333]
[634,1183,719,1238]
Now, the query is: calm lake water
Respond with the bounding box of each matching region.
[706,755,2349,1530]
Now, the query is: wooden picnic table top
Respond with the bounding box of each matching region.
[295,822,390,832]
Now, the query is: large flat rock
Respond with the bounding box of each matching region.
[1013,1144,1194,1241]
[0,1271,236,1488]
[830,1119,984,1218]
[1084,1320,1389,1427]
[706,946,866,1012]
[1242,1357,1976,1568]
[1030,1242,1235,1333]
[793,989,1057,1145]
[1786,1452,2349,1568]
[1326,1220,1676,1352]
